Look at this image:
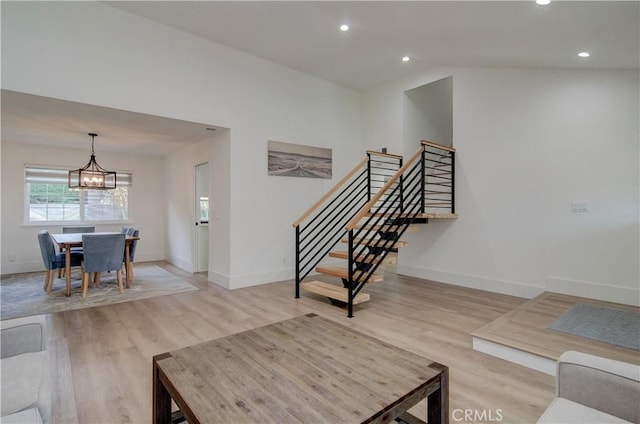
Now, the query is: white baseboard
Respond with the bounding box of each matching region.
[546,276,640,307]
[397,264,544,299]
[1,260,43,275]
[208,270,230,289]
[203,269,290,290]
[227,267,294,290]
[473,337,556,376]
[223,258,343,290]
[133,253,165,264]
[166,255,192,274]
[396,265,639,307]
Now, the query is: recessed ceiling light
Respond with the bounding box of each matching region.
[340,24,349,32]
[402,56,411,62]
[578,51,590,58]
[536,0,551,5]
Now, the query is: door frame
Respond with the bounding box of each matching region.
[193,161,210,273]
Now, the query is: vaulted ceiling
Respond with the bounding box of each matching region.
[106,1,639,90]
[3,1,638,154]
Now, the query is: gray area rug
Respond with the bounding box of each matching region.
[547,303,640,351]
[1,263,198,320]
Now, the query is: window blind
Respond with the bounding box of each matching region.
[25,166,132,186]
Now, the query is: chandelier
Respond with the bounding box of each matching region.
[68,133,117,189]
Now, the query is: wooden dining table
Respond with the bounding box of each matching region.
[51,232,140,297]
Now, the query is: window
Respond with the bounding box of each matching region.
[25,166,132,223]
[199,196,209,224]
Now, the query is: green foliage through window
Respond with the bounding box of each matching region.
[25,166,131,222]
[199,197,209,223]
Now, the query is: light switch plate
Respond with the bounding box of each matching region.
[570,202,589,213]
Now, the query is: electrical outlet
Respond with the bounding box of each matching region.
[571,202,589,213]
[8,253,16,262]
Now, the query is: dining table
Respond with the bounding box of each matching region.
[51,232,140,297]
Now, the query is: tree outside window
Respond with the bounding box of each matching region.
[25,166,131,222]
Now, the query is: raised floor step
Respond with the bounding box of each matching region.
[315,265,383,283]
[329,251,397,265]
[301,281,370,304]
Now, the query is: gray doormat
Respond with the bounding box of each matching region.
[547,303,640,351]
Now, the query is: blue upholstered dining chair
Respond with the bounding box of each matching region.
[124,228,139,286]
[38,230,83,293]
[58,226,95,277]
[80,233,126,299]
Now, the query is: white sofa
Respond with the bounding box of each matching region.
[537,351,640,424]
[1,315,52,424]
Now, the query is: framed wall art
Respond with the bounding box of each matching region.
[268,140,332,179]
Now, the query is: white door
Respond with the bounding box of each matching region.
[195,162,210,272]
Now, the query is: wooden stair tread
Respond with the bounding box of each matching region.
[424,190,453,194]
[425,213,459,219]
[366,212,458,220]
[355,224,418,233]
[340,237,408,248]
[329,251,397,265]
[366,212,425,219]
[315,265,383,283]
[301,281,370,304]
[427,171,453,177]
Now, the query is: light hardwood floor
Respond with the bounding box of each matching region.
[44,261,558,423]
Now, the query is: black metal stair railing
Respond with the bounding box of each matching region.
[294,141,456,317]
[342,147,426,317]
[293,152,403,299]
[422,140,456,214]
[367,150,403,207]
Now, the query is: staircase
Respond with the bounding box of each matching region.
[293,141,457,317]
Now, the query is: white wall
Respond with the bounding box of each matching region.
[1,2,363,287]
[163,130,232,287]
[6,2,636,303]
[364,67,639,305]
[365,68,456,156]
[164,140,210,274]
[0,141,166,274]
[404,76,453,149]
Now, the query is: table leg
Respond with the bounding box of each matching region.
[64,247,72,297]
[153,356,172,424]
[427,367,449,424]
